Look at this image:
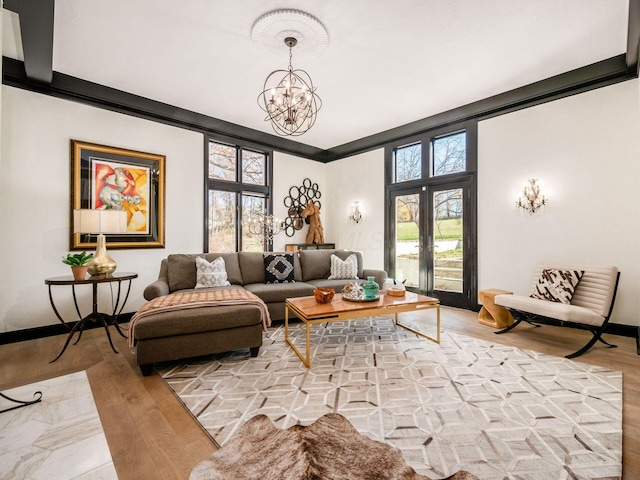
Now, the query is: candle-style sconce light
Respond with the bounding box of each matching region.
[349,201,363,224]
[516,179,548,214]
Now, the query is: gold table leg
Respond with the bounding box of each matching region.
[284,305,311,367]
[395,305,441,344]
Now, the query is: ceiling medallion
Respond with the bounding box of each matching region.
[251,9,329,63]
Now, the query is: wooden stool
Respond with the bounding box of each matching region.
[478,289,514,328]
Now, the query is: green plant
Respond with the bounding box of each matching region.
[62,251,94,266]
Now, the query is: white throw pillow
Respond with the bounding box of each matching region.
[195,256,231,288]
[328,254,359,280]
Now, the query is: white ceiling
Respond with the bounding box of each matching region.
[1,0,630,150]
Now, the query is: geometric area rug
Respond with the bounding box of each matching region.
[157,316,622,480]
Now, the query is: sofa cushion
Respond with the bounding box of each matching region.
[195,256,231,288]
[264,253,296,283]
[300,250,364,281]
[240,252,302,284]
[167,253,243,291]
[243,282,315,304]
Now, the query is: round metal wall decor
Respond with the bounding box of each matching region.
[283,178,321,237]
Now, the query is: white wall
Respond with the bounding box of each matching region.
[478,78,640,326]
[0,86,204,333]
[272,152,326,251]
[3,75,640,333]
[324,149,385,270]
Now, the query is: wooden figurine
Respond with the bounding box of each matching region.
[300,200,325,244]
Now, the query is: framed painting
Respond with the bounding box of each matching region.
[70,140,165,250]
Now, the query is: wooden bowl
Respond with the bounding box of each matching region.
[314,287,335,303]
[386,288,406,297]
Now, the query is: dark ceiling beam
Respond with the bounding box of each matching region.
[628,0,640,74]
[1,57,325,160]
[322,0,640,162]
[2,1,638,162]
[322,55,632,162]
[3,0,54,84]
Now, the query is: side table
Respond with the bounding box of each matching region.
[478,289,514,328]
[45,272,138,362]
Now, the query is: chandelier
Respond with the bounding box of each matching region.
[258,36,322,136]
[245,213,283,241]
[516,179,548,214]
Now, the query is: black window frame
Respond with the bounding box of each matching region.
[384,119,478,308]
[204,134,274,252]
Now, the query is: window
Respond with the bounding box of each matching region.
[432,131,466,176]
[242,150,266,185]
[385,120,477,309]
[206,138,272,253]
[393,143,421,182]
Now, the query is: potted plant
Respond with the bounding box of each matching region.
[62,251,94,280]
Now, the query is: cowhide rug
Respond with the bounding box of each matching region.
[190,413,479,480]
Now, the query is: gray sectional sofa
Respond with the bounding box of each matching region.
[131,249,386,375]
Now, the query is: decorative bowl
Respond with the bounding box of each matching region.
[386,287,406,297]
[314,287,335,303]
[342,282,364,298]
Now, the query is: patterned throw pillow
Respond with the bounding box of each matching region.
[195,256,231,289]
[264,253,295,283]
[328,254,359,280]
[530,269,584,304]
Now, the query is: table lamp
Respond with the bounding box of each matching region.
[73,209,128,276]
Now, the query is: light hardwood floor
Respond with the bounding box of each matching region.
[0,307,638,479]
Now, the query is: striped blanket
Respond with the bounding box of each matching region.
[128,289,271,348]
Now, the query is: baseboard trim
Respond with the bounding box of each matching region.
[0,312,134,345]
[2,310,638,346]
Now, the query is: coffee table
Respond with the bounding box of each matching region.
[285,292,440,367]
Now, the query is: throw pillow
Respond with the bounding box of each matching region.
[530,269,584,304]
[328,253,359,280]
[264,253,295,283]
[195,256,231,289]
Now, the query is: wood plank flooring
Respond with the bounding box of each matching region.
[0,307,638,479]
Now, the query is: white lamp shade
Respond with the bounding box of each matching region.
[73,209,128,234]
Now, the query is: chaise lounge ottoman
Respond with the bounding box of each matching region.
[130,286,265,376]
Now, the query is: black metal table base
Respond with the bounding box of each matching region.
[50,312,127,363]
[0,391,43,414]
[45,273,136,363]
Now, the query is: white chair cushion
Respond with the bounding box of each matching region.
[495,294,604,327]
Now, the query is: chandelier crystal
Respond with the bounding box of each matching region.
[258,37,322,136]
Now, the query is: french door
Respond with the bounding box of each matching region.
[389,177,476,309]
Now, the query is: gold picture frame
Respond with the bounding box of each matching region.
[70,139,165,250]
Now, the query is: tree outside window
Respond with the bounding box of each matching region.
[206,140,271,252]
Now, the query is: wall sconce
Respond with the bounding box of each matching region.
[516,179,548,214]
[349,201,362,223]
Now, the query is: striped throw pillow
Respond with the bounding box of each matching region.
[530,269,584,304]
[328,254,359,280]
